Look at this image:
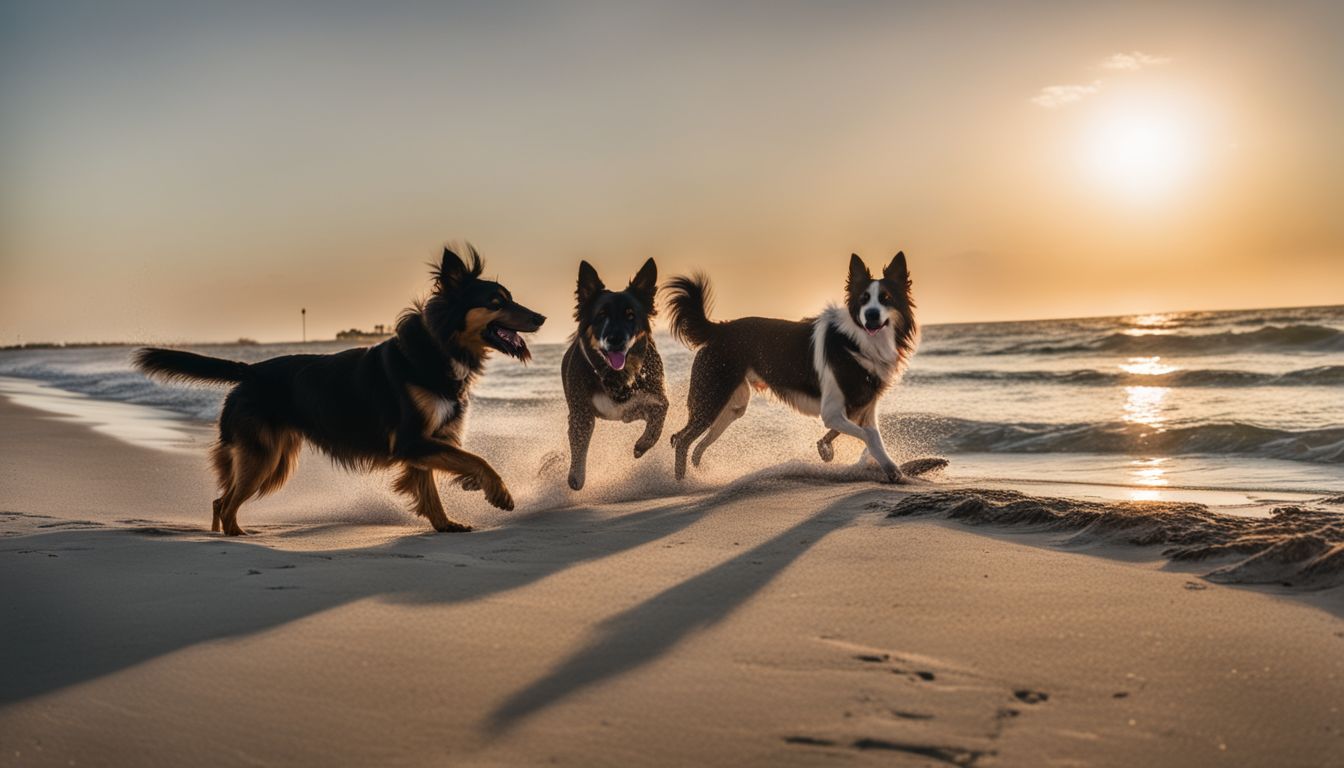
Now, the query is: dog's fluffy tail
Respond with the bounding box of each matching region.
[664,274,720,349]
[133,347,251,386]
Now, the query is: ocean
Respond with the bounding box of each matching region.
[2,304,1341,512]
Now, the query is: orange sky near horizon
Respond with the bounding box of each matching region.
[2,1,1341,344]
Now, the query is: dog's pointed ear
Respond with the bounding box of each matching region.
[884,251,910,287]
[437,247,474,291]
[628,258,658,311]
[576,260,605,306]
[847,253,872,294]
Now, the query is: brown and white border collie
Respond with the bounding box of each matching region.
[665,252,917,482]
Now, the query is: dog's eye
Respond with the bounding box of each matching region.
[880,292,892,303]
[490,297,502,308]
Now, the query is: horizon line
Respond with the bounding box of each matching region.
[4,301,1339,350]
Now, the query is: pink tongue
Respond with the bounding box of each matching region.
[605,350,627,370]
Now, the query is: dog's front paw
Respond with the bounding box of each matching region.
[634,439,657,459]
[879,461,904,484]
[568,473,584,491]
[817,439,835,463]
[484,480,515,511]
[432,518,473,533]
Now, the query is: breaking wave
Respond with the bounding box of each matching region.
[924,324,1344,357]
[907,365,1344,388]
[888,415,1344,464]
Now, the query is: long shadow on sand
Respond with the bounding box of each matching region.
[485,493,864,733]
[0,475,866,710]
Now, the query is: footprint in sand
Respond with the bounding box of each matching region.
[1013,689,1049,704]
[851,651,939,682]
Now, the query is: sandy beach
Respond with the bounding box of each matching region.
[7,1,1344,764]
[2,394,1341,767]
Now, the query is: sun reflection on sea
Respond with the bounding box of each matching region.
[1130,457,1169,486]
[1126,459,1170,501]
[1123,374,1172,498]
[1122,385,1169,429]
[1123,313,1175,336]
[1123,387,1171,499]
[1119,356,1178,376]
[1132,313,1172,327]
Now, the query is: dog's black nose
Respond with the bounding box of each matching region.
[533,312,546,327]
[865,309,881,325]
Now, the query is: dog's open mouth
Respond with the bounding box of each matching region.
[864,319,890,336]
[485,322,531,360]
[603,349,627,371]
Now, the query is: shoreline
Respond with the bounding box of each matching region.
[1,393,1342,766]
[2,374,1339,509]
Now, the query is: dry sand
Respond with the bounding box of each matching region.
[1,395,1341,767]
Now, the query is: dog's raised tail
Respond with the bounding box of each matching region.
[133,348,251,386]
[664,274,720,349]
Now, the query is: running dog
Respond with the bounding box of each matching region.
[133,246,545,535]
[665,252,917,482]
[560,258,668,490]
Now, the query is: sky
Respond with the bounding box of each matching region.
[2,0,1341,344]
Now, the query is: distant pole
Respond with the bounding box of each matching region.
[301,308,307,343]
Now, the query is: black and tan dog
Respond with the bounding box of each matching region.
[560,258,668,490]
[666,253,917,482]
[133,246,544,535]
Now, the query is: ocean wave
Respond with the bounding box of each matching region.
[908,365,1344,388]
[888,415,1344,464]
[0,366,227,421]
[922,324,1344,356]
[883,489,1344,589]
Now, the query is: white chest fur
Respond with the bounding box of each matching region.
[408,384,458,434]
[592,391,657,422]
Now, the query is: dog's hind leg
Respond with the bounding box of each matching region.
[393,466,470,532]
[671,353,746,480]
[691,382,749,467]
[256,430,301,498]
[209,441,232,533]
[816,429,839,463]
[216,435,285,536]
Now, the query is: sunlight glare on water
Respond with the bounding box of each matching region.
[1130,457,1169,487]
[1119,356,1178,376]
[1122,385,1169,430]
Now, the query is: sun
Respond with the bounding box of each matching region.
[1078,96,1203,203]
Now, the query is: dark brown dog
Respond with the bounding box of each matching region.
[560,258,667,490]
